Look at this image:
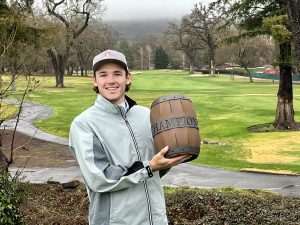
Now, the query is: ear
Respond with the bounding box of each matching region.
[126,72,132,84]
[92,76,97,87]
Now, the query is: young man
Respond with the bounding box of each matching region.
[69,50,190,225]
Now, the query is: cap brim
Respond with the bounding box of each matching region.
[93,59,128,73]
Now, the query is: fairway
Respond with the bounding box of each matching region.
[23,70,300,174]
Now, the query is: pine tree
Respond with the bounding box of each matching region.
[154,46,169,69]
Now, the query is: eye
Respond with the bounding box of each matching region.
[97,73,107,77]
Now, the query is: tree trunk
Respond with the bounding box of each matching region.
[186,53,195,74]
[66,63,73,76]
[0,136,9,173]
[189,63,194,74]
[244,67,253,83]
[187,56,194,74]
[77,52,85,77]
[68,64,73,76]
[182,53,185,69]
[287,0,300,68]
[0,55,4,75]
[47,49,66,88]
[209,47,216,76]
[274,42,298,130]
[56,62,65,88]
[0,151,9,173]
[141,55,144,70]
[10,73,17,91]
[80,67,84,76]
[210,60,216,76]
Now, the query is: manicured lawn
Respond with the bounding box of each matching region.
[11,71,300,173]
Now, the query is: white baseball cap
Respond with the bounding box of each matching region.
[92,50,129,73]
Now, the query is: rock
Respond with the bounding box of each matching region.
[61,180,82,189]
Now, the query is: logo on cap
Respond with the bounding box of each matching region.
[104,50,112,57]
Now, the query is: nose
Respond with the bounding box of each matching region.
[106,74,116,83]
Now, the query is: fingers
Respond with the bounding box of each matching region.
[159,146,169,156]
[177,155,192,164]
[168,154,192,166]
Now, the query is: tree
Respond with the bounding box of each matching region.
[138,46,144,69]
[44,0,104,87]
[0,0,42,172]
[0,0,39,77]
[167,17,204,74]
[286,0,300,70]
[0,74,40,225]
[218,35,276,82]
[214,0,299,130]
[145,44,153,69]
[187,3,224,76]
[154,46,169,69]
[74,23,117,76]
[132,35,158,69]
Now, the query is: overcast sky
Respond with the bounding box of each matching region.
[102,0,213,21]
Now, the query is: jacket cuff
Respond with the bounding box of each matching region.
[124,161,144,176]
[142,161,153,178]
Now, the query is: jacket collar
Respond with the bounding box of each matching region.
[94,95,137,114]
[125,95,137,109]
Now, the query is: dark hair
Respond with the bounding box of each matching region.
[93,71,131,93]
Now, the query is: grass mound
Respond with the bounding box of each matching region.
[248,123,300,133]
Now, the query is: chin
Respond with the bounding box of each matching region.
[105,96,120,104]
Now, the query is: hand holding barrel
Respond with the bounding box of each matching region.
[149,146,192,172]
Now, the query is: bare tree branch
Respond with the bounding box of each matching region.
[45,0,70,28]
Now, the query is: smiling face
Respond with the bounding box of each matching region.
[93,62,132,104]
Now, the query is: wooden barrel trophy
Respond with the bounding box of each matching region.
[150,94,200,162]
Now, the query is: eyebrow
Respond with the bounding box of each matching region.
[97,70,123,74]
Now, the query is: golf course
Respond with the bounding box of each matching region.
[11,70,297,174]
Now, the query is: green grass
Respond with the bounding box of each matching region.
[0,101,18,120]
[11,71,300,173]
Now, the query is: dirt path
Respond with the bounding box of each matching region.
[1,130,77,168]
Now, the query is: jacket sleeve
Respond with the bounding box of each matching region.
[159,169,170,178]
[69,119,151,193]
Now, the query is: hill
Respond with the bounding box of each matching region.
[105,18,180,41]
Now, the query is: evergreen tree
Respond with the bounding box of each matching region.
[154,46,169,69]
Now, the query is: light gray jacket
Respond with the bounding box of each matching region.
[69,95,168,225]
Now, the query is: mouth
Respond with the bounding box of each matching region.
[106,86,119,91]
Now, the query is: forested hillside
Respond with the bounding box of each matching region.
[106,19,180,40]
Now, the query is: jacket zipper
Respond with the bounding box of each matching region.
[119,106,154,225]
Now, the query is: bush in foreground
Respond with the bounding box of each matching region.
[0,172,24,225]
[18,184,300,225]
[166,187,300,225]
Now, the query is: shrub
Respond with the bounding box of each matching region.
[0,172,24,225]
[165,187,300,225]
